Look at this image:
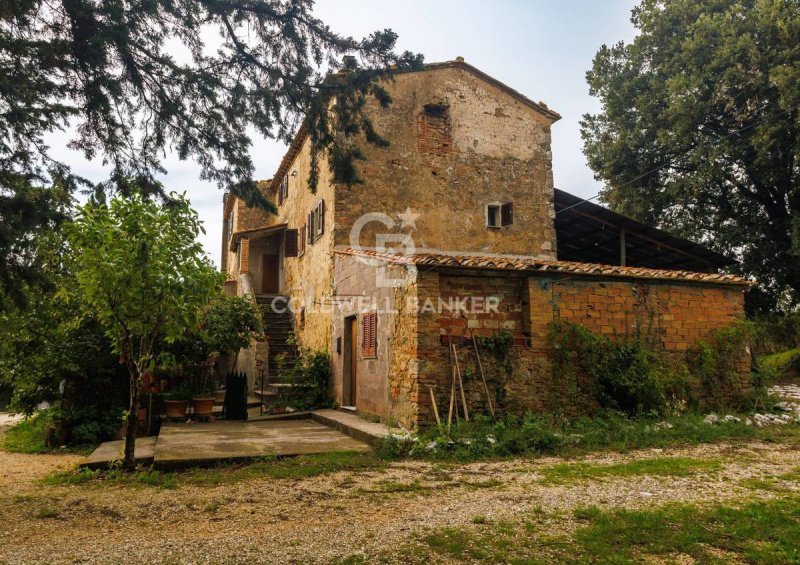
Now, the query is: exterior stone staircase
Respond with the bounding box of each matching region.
[255,294,299,398]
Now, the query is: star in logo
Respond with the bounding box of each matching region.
[397,207,420,230]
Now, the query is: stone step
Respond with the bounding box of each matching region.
[310,409,393,447]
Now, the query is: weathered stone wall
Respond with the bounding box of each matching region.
[331,254,419,424]
[335,66,558,259]
[274,137,338,353]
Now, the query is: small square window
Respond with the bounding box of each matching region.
[486,202,514,229]
[487,204,501,228]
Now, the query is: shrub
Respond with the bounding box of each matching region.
[281,350,332,410]
[549,322,680,417]
[685,323,752,410]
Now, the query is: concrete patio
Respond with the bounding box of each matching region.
[82,409,389,469]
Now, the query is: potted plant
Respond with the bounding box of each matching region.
[163,385,191,422]
[190,365,217,422]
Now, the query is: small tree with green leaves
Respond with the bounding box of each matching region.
[67,192,221,468]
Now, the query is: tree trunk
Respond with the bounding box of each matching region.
[123,369,140,470]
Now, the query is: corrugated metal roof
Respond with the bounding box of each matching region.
[335,248,753,286]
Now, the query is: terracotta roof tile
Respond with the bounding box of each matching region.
[335,248,754,286]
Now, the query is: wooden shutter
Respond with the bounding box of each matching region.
[319,200,325,236]
[361,312,377,357]
[501,202,514,226]
[284,229,298,257]
[361,313,369,354]
[370,312,377,356]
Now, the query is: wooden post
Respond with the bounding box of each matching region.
[452,342,469,422]
[620,227,626,267]
[429,387,442,433]
[469,328,495,418]
[448,338,456,431]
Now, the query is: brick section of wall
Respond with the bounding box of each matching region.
[236,199,270,231]
[438,274,526,341]
[546,280,746,354]
[404,272,751,429]
[416,107,452,155]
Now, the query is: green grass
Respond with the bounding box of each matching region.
[406,496,800,563]
[761,347,800,378]
[385,412,800,463]
[43,450,386,489]
[1,413,51,453]
[740,466,800,492]
[537,456,723,485]
[0,412,94,455]
[34,506,62,520]
[573,498,800,563]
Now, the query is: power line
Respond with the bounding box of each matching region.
[556,101,800,215]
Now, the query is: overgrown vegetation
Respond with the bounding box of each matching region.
[380,412,799,462]
[0,411,96,454]
[548,321,758,417]
[276,350,333,410]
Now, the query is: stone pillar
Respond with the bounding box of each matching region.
[414,270,446,428]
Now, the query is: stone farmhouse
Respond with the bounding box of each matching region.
[221,58,753,429]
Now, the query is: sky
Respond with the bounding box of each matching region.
[45,0,639,265]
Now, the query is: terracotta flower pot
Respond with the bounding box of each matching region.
[165,400,188,421]
[192,397,215,421]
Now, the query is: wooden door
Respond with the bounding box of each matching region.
[261,254,280,294]
[344,316,357,406]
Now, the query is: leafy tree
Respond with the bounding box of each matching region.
[581,0,800,311]
[201,294,264,360]
[0,229,128,412]
[67,192,221,468]
[159,293,263,388]
[1,0,422,305]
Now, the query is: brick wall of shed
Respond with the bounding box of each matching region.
[410,271,751,428]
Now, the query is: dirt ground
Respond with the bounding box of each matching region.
[1,436,799,564]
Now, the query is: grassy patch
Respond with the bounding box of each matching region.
[34,506,61,519]
[761,348,800,380]
[537,456,722,485]
[573,498,800,563]
[740,466,800,492]
[384,412,800,463]
[44,450,386,489]
[0,412,94,455]
[1,413,51,453]
[407,496,800,563]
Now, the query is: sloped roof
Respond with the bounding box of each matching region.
[554,189,735,272]
[335,248,753,286]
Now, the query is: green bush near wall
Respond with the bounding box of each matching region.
[548,321,755,417]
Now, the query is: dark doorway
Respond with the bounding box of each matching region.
[343,315,357,407]
[261,254,280,294]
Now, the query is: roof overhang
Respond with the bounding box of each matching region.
[554,189,736,273]
[229,223,287,251]
[335,247,753,287]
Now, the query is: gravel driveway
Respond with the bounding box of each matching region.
[1,438,798,564]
